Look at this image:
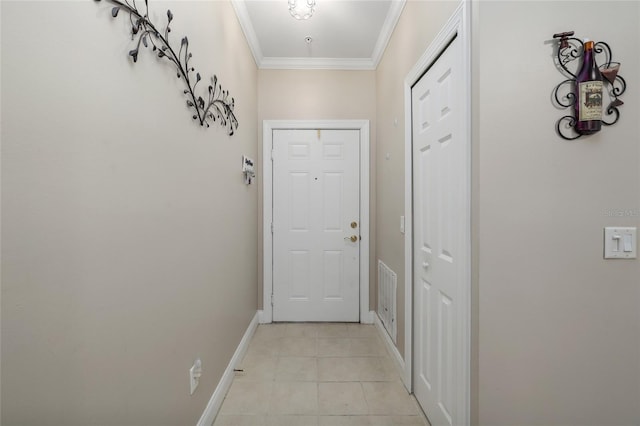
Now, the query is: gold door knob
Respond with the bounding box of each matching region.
[344,235,358,243]
[350,221,358,229]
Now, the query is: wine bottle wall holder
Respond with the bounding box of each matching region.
[552,31,626,140]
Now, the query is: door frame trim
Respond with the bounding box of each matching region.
[403,1,471,424]
[262,120,370,324]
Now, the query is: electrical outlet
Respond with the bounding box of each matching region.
[189,359,202,395]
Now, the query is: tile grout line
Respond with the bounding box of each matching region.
[359,381,372,416]
[218,324,425,425]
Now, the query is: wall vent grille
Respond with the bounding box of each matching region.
[377,260,397,343]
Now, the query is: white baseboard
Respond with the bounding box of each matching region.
[258,309,373,325]
[197,311,259,426]
[257,309,270,324]
[362,310,375,324]
[374,312,408,388]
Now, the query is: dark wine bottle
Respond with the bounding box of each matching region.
[575,39,603,134]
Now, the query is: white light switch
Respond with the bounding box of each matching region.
[604,227,637,259]
[400,216,405,234]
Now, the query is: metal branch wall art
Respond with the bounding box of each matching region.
[96,0,238,135]
[552,31,625,141]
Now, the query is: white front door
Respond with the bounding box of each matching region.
[272,129,360,322]
[412,35,468,426]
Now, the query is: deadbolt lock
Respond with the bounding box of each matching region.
[350,221,358,228]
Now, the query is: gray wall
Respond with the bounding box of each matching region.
[1,1,258,424]
[475,2,639,424]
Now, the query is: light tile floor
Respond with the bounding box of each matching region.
[214,323,429,426]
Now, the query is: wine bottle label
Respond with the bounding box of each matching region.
[579,81,603,121]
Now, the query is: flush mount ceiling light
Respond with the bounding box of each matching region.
[288,0,316,20]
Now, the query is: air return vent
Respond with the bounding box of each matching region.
[377,260,397,343]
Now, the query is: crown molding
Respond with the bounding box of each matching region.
[230,0,263,68]
[259,57,376,70]
[371,0,406,68]
[231,0,405,71]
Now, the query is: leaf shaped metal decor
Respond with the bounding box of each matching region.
[95,0,238,135]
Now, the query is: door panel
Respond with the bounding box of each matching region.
[412,35,465,426]
[289,250,310,299]
[273,129,360,322]
[290,172,310,230]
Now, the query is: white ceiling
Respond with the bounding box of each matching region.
[231,0,406,70]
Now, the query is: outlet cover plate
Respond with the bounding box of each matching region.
[189,359,202,395]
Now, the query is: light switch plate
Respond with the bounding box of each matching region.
[604,227,637,259]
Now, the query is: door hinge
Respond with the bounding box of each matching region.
[270,222,274,234]
[271,149,274,162]
[270,294,274,306]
